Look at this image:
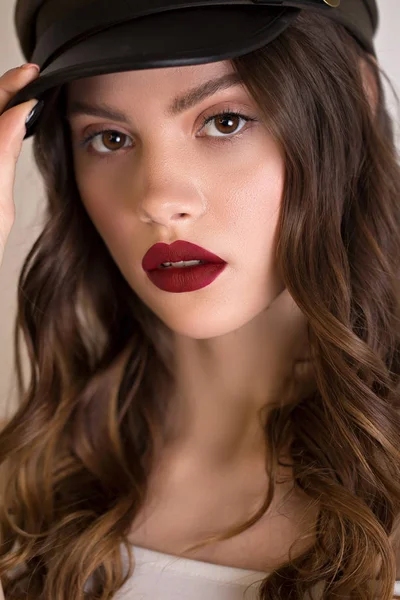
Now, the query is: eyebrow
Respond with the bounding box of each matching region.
[66,72,244,123]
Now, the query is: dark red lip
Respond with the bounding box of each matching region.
[142,241,225,272]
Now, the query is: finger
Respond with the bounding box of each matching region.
[0,97,40,241]
[0,64,40,114]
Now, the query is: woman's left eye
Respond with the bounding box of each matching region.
[200,110,257,140]
[78,110,258,155]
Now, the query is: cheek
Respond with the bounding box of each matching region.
[215,144,285,258]
[73,134,285,266]
[75,167,131,248]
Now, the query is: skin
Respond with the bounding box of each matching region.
[64,57,385,570]
[66,59,312,483]
[0,57,383,581]
[65,61,378,556]
[0,53,387,588]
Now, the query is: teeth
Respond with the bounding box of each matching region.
[160,260,205,268]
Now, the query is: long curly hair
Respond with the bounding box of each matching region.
[0,9,399,599]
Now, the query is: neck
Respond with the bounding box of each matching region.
[160,302,311,473]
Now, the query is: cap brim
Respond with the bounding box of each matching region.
[5,5,300,139]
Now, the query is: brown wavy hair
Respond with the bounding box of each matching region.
[0,9,399,599]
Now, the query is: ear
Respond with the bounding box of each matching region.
[358,54,379,119]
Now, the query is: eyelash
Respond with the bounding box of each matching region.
[78,108,258,156]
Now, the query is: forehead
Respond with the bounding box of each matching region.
[67,60,237,100]
[65,60,253,123]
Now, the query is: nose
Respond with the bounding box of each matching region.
[135,146,206,227]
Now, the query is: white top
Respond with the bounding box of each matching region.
[107,545,400,600]
[114,545,268,599]
[1,543,399,599]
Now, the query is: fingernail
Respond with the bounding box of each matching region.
[26,100,44,127]
[20,63,40,73]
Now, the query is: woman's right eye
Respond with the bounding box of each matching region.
[79,130,133,154]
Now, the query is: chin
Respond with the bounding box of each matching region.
[150,305,265,340]
[128,271,277,339]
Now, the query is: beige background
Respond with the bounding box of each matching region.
[0,1,399,419]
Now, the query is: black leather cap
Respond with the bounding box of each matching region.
[6,0,379,139]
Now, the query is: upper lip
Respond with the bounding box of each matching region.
[142,240,226,271]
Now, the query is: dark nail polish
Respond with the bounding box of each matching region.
[25,100,44,128]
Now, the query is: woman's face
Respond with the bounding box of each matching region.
[66,60,286,339]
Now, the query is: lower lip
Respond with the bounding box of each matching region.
[145,262,227,293]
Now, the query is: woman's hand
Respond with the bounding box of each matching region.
[0,64,40,269]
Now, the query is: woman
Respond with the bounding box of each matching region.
[0,0,399,598]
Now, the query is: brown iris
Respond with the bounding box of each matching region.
[214,114,240,135]
[100,131,126,151]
